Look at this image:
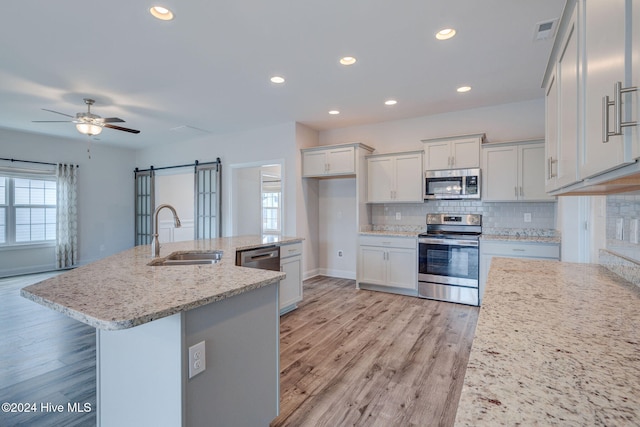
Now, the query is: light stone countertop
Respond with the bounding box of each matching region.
[21,236,302,331]
[454,257,640,426]
[480,234,561,244]
[359,231,419,238]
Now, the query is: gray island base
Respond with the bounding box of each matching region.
[21,237,296,427]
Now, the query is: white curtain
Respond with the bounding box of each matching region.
[56,163,78,268]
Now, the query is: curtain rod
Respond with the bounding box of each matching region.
[134,158,221,173]
[0,157,79,168]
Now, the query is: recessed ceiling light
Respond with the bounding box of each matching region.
[339,56,357,66]
[436,28,456,40]
[457,86,472,93]
[150,6,174,21]
[270,76,285,84]
[328,110,340,115]
[384,99,398,106]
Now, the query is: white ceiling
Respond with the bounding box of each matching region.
[0,0,565,150]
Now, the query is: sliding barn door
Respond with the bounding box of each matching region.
[134,169,155,246]
[194,162,221,239]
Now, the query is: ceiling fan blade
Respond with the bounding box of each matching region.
[104,124,140,134]
[102,117,125,123]
[42,108,74,118]
[32,120,72,123]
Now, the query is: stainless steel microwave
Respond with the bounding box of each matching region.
[424,168,481,200]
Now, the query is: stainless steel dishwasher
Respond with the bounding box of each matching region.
[235,245,280,271]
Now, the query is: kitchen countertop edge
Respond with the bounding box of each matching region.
[20,236,301,330]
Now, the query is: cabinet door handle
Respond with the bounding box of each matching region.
[616,81,638,133]
[519,186,524,197]
[603,82,639,143]
[514,187,518,198]
[547,157,557,179]
[602,95,615,143]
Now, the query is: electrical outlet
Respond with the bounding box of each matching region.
[395,212,401,220]
[189,341,206,378]
[616,218,624,240]
[631,219,639,244]
[524,213,532,223]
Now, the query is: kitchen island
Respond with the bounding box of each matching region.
[21,236,300,427]
[455,257,640,426]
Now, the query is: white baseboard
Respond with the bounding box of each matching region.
[303,268,321,280]
[317,268,356,280]
[0,263,57,279]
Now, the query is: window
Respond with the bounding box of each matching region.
[262,192,280,233]
[0,175,57,245]
[261,170,281,235]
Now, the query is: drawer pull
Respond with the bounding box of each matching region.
[512,248,526,252]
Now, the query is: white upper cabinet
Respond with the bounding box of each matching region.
[302,143,374,177]
[543,0,639,193]
[422,134,484,171]
[581,0,636,178]
[302,145,355,177]
[482,141,554,202]
[367,151,423,203]
[545,2,579,192]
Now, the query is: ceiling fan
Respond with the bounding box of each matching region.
[33,98,140,136]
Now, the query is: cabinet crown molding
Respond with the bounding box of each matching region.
[420,133,486,144]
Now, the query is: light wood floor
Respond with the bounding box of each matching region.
[0,272,96,427]
[1,274,478,427]
[271,276,479,427]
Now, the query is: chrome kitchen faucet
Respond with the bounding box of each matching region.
[151,204,181,257]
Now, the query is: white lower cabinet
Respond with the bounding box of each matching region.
[279,242,303,314]
[479,240,560,304]
[357,236,417,293]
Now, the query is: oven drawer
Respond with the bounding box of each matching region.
[418,282,479,306]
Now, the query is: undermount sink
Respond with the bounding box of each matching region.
[148,250,223,266]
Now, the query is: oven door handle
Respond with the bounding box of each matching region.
[419,238,479,247]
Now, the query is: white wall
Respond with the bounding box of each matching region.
[319,178,357,279]
[320,99,545,150]
[232,166,262,235]
[0,127,136,276]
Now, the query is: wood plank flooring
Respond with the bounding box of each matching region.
[0,272,96,427]
[271,276,479,427]
[0,273,478,427]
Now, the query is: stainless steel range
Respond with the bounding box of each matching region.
[418,213,481,306]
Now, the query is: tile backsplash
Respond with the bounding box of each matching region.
[371,201,556,232]
[605,193,640,262]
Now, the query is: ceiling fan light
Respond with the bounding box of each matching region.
[76,123,103,136]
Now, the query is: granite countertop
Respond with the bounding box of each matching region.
[21,236,302,331]
[455,257,640,426]
[480,234,561,244]
[359,230,418,238]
